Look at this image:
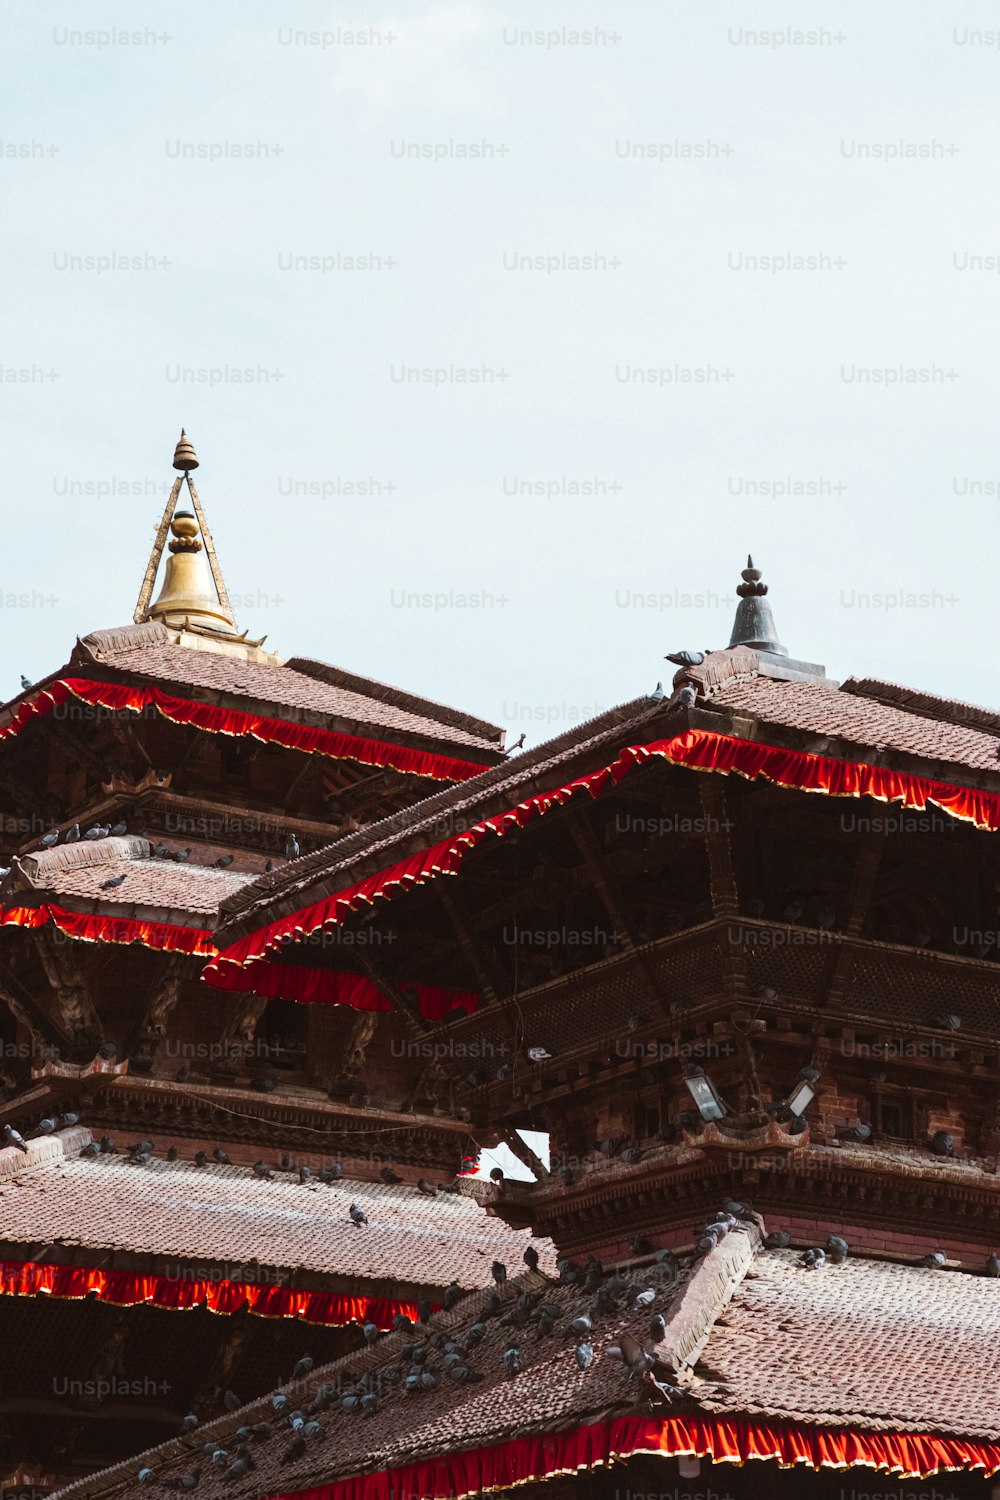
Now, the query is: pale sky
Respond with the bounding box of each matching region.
[4,0,1000,741]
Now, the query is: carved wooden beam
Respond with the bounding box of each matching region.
[699,779,747,1004]
[29,932,102,1051]
[824,833,885,1011]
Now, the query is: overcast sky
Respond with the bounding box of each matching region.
[4,1,1000,740]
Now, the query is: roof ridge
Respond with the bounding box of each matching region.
[842,676,1000,735]
[284,657,504,745]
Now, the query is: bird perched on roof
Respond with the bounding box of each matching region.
[839,1123,872,1143]
[628,1236,652,1257]
[380,1166,402,1184]
[363,1321,379,1346]
[34,1118,56,1135]
[443,1280,462,1310]
[631,1286,656,1310]
[180,1413,199,1433]
[285,833,300,859]
[932,1013,962,1031]
[349,1202,368,1226]
[97,1040,118,1061]
[110,820,127,837]
[826,1235,849,1265]
[417,1177,438,1197]
[648,682,665,702]
[39,830,59,850]
[922,1251,947,1270]
[986,1252,1000,1279]
[298,1165,311,1184]
[665,650,705,668]
[137,1469,154,1484]
[252,1160,273,1180]
[292,1354,314,1380]
[19,675,31,691]
[524,1245,539,1272]
[65,823,80,843]
[163,1472,200,1491]
[568,1314,592,1338]
[654,1248,679,1280]
[319,1163,342,1183]
[173,848,191,862]
[212,1147,232,1165]
[764,1230,791,1250]
[80,1141,100,1157]
[3,1125,28,1153]
[99,1134,117,1154]
[929,1130,955,1158]
[798,1065,822,1084]
[503,1345,523,1377]
[194,1151,208,1167]
[214,854,234,868]
[166,1146,178,1162]
[100,873,126,890]
[491,1260,507,1286]
[649,1313,667,1343]
[800,1247,826,1270]
[606,1333,655,1381]
[223,1390,242,1412]
[676,685,697,710]
[527,1046,553,1063]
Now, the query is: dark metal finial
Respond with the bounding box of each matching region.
[728,554,786,656]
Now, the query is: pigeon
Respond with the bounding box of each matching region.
[223,1390,242,1411]
[292,1355,314,1380]
[841,1123,872,1143]
[654,1248,679,1279]
[165,1473,200,1492]
[319,1163,343,1183]
[3,1125,28,1153]
[166,1146,178,1161]
[39,830,59,849]
[922,1251,947,1270]
[380,1166,402,1184]
[100,873,126,890]
[632,1287,656,1309]
[621,1147,643,1165]
[180,1413,199,1433]
[826,1235,849,1264]
[523,1245,539,1272]
[800,1247,826,1269]
[363,1322,379,1346]
[503,1345,523,1377]
[628,1236,652,1257]
[676,684,697,709]
[227,1457,253,1479]
[80,1141,100,1157]
[174,848,191,863]
[932,1013,961,1031]
[606,1333,655,1380]
[65,823,81,843]
[349,1203,368,1226]
[285,834,300,859]
[649,682,665,702]
[298,1165,311,1184]
[649,1313,667,1342]
[272,1394,290,1413]
[214,855,234,868]
[34,1118,56,1135]
[575,1342,594,1369]
[99,1134,117,1154]
[491,1260,507,1286]
[110,820,128,836]
[798,1066,822,1084]
[212,1147,231,1165]
[264,859,274,873]
[443,1281,462,1310]
[194,1151,208,1167]
[764,1230,791,1250]
[986,1252,1000,1279]
[97,1041,117,1061]
[84,822,110,841]
[252,1076,278,1094]
[568,1314,592,1338]
[665,650,705,668]
[252,1160,274,1180]
[929,1130,955,1158]
[417,1177,438,1197]
[137,1469,154,1484]
[527,1046,553,1063]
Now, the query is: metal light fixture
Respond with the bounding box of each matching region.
[787,1078,816,1117]
[684,1070,727,1121]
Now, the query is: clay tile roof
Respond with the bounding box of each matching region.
[0,1133,552,1289]
[699,1249,1000,1440]
[12,839,252,921]
[58,1240,710,1500]
[70,627,503,755]
[708,674,1000,776]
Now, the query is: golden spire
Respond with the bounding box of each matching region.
[133,431,240,637]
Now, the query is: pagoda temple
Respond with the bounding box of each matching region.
[5,463,1000,1498]
[0,435,548,1489]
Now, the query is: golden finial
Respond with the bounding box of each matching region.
[172,429,199,471]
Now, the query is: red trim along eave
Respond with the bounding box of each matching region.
[264,1414,1000,1500]
[0,1260,424,1330]
[0,903,215,957]
[0,678,491,783]
[207,727,1000,1001]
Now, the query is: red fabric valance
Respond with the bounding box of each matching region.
[0,903,215,956]
[265,1414,1000,1499]
[0,678,489,783]
[0,1259,423,1329]
[209,727,1000,1004]
[0,904,475,1017]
